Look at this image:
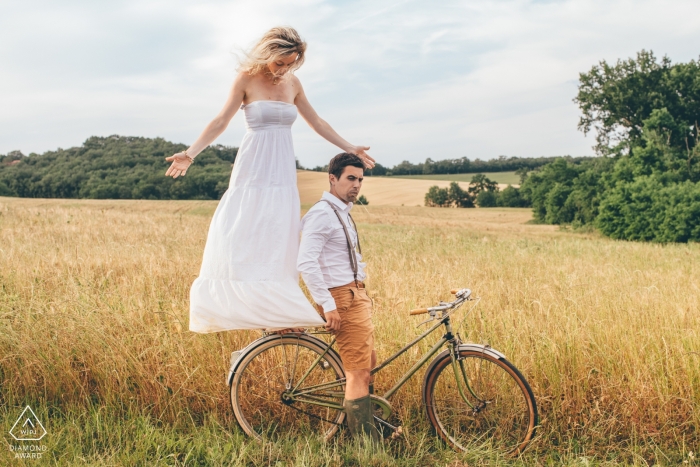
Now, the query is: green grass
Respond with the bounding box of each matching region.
[379,172,520,185]
[1,406,692,466]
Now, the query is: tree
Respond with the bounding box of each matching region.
[424,182,474,208]
[357,194,369,205]
[521,50,700,242]
[515,167,530,184]
[425,186,450,207]
[468,173,498,197]
[575,50,699,156]
[448,181,474,207]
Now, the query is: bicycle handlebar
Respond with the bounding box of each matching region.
[409,308,429,315]
[409,288,472,316]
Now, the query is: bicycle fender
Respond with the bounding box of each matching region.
[226,333,340,386]
[456,344,506,360]
[422,344,507,400]
[428,344,506,370]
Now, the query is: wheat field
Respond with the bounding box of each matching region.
[297,170,512,206]
[1,197,699,466]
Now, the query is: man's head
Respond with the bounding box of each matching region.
[328,153,364,204]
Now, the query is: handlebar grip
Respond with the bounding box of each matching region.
[450,289,458,294]
[410,308,429,315]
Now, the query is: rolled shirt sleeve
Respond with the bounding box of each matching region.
[297,209,337,312]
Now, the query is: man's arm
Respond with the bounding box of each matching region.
[298,209,342,331]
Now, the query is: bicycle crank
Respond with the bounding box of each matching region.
[373,416,404,439]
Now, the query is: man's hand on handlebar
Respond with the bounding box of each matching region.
[324,310,341,333]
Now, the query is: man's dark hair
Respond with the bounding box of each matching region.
[328,153,364,180]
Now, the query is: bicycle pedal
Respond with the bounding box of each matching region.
[390,426,403,439]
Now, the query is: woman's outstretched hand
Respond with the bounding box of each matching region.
[348,145,375,169]
[165,152,192,178]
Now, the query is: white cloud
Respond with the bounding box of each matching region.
[1,0,699,168]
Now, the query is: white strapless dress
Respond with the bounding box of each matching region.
[189,100,325,332]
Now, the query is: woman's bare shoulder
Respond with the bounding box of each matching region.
[234,70,254,84]
[289,74,304,88]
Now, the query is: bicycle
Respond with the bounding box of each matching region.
[227,288,538,455]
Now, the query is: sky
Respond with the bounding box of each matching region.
[1,0,699,168]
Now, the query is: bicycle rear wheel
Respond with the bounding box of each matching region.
[423,349,537,455]
[230,334,346,441]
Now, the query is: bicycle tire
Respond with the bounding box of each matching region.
[423,349,537,455]
[230,334,346,441]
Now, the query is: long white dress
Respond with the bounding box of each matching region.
[189,100,326,332]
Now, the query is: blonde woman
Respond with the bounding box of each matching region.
[165,27,375,332]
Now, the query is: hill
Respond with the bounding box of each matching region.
[0,135,237,200]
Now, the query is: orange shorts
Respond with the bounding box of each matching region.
[316,282,375,371]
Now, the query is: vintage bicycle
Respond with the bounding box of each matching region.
[227,288,538,455]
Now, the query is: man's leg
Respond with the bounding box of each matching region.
[343,368,378,443]
[330,284,379,442]
[345,369,371,399]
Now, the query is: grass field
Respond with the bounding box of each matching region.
[381,172,520,186]
[1,197,700,466]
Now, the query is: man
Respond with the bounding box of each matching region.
[297,152,380,441]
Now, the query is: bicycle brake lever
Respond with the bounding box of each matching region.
[416,311,437,327]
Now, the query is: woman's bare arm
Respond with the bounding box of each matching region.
[293,77,375,169]
[165,73,248,178]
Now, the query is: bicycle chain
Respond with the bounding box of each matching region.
[284,400,344,426]
[283,399,397,434]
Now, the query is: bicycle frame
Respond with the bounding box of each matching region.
[287,308,477,413]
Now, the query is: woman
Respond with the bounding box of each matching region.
[165,27,375,332]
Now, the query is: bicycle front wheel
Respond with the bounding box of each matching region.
[423,349,537,455]
[230,334,346,441]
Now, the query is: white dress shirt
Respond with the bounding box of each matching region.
[298,191,367,313]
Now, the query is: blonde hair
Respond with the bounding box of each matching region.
[238,27,306,80]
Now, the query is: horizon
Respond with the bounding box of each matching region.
[1,133,597,168]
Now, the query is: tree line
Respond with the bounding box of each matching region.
[0,136,238,200]
[309,155,593,176]
[1,135,587,201]
[424,174,529,208]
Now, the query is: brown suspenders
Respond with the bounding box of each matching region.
[316,199,362,285]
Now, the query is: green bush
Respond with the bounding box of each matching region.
[496,185,529,207]
[597,177,700,242]
[476,190,498,207]
[424,182,474,208]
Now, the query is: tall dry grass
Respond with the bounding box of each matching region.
[1,197,699,463]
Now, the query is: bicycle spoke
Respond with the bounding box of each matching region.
[290,334,301,388]
[231,337,346,441]
[425,351,536,455]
